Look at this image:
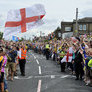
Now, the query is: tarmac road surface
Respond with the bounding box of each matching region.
[8,50,92,92]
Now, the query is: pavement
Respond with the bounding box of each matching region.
[8,50,92,92]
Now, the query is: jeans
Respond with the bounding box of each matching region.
[4,78,8,90]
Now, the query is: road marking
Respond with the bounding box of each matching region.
[34,56,36,59]
[51,75,55,79]
[36,59,39,65]
[14,74,75,80]
[32,54,36,59]
[14,76,33,79]
[37,80,42,92]
[60,75,70,78]
[31,54,41,75]
[39,66,42,75]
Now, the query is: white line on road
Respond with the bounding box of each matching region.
[39,66,42,75]
[14,76,33,80]
[32,54,36,59]
[37,80,42,92]
[51,75,55,79]
[14,74,75,80]
[60,75,71,78]
[36,59,39,65]
[34,56,36,59]
[32,54,41,75]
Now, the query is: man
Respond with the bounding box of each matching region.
[73,45,84,80]
[8,46,17,81]
[45,43,50,60]
[19,45,27,76]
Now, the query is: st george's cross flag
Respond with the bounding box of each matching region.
[61,47,73,63]
[3,4,46,39]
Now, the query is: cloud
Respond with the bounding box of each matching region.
[81,9,92,18]
[85,1,92,5]
[0,14,6,31]
[1,0,92,39]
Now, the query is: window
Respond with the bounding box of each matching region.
[79,25,82,30]
[83,25,86,30]
[79,24,86,31]
[58,32,61,37]
[65,27,71,31]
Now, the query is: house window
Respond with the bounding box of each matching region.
[83,24,86,30]
[79,25,82,30]
[58,32,61,37]
[65,27,71,31]
[79,24,86,31]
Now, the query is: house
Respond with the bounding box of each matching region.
[61,22,73,39]
[61,17,92,39]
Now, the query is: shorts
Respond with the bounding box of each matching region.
[0,72,4,83]
[8,62,15,72]
[5,68,9,77]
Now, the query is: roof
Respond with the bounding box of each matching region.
[61,22,73,25]
[73,17,92,23]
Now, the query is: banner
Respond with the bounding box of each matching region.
[12,36,19,42]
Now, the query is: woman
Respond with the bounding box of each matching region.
[0,48,5,92]
[1,51,8,92]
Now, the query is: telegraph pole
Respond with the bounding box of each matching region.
[75,8,78,37]
[40,31,42,37]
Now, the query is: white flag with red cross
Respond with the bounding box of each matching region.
[3,4,46,39]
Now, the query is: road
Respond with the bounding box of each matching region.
[8,50,92,92]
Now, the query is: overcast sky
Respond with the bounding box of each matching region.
[0,0,92,39]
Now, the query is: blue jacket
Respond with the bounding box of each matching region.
[8,50,17,63]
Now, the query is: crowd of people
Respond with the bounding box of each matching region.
[0,41,27,92]
[0,35,92,92]
[31,35,92,87]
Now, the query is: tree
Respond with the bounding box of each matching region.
[0,32,3,40]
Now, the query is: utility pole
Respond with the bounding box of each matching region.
[74,8,78,37]
[40,31,42,37]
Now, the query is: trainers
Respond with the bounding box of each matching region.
[86,83,89,86]
[86,80,90,86]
